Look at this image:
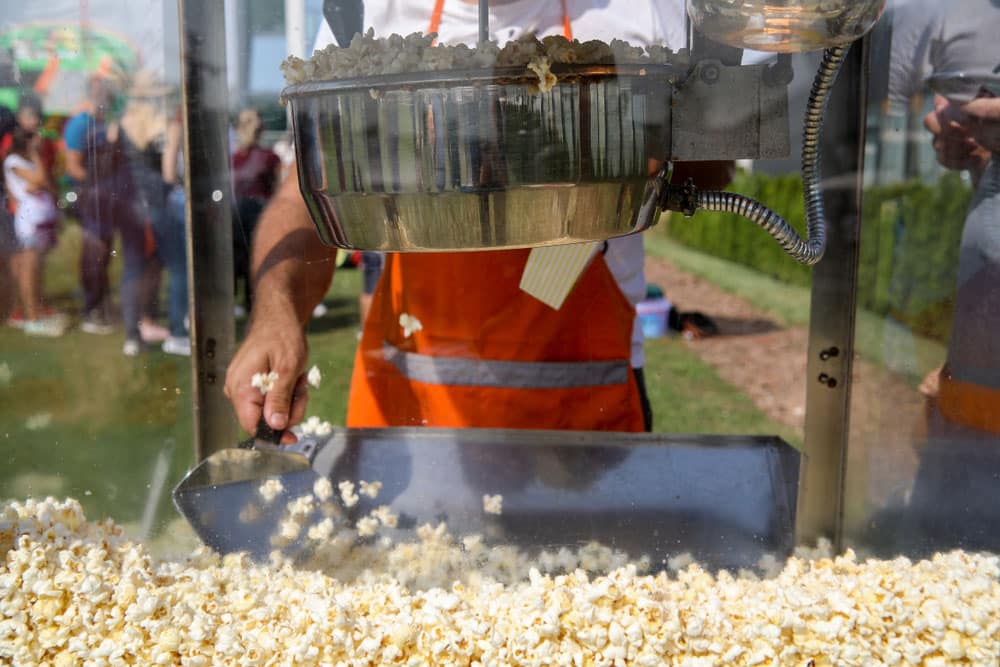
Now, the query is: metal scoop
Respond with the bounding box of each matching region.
[172,419,338,562]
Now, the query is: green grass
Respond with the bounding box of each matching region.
[645,227,946,386]
[2,225,797,537]
[645,227,812,328]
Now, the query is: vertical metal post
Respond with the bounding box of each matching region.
[795,37,870,549]
[479,0,489,44]
[178,0,239,461]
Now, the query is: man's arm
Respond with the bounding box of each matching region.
[224,167,339,439]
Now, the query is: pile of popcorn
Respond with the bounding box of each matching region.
[281,30,688,85]
[3,497,1000,665]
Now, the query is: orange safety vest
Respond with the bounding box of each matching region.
[938,365,1000,435]
[346,249,645,431]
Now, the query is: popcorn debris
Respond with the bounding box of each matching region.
[483,493,503,515]
[257,477,284,505]
[281,31,689,85]
[371,505,398,529]
[250,370,279,395]
[338,480,359,508]
[399,312,423,338]
[359,480,382,499]
[356,516,380,537]
[300,415,333,437]
[306,365,322,389]
[4,497,1000,667]
[306,517,336,541]
[313,477,334,502]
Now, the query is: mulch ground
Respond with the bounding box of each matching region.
[644,254,927,503]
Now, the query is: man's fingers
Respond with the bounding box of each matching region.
[263,369,300,430]
[233,384,265,435]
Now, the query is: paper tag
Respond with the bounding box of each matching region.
[519,242,601,310]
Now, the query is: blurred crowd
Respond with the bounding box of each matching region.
[0,69,286,357]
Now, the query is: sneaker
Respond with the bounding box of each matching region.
[6,310,26,329]
[139,319,170,343]
[81,311,114,335]
[162,336,191,356]
[24,317,68,338]
[122,339,141,356]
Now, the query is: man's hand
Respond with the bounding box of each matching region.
[225,310,310,444]
[959,95,1000,155]
[222,167,337,442]
[924,94,992,173]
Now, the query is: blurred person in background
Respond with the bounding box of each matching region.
[0,97,21,322]
[118,70,178,353]
[2,93,61,328]
[883,0,1000,552]
[156,111,191,356]
[231,107,280,318]
[63,74,148,355]
[3,127,64,336]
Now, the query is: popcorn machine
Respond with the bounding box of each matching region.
[4,0,1000,662]
[178,0,885,565]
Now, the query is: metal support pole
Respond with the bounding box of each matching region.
[178,0,239,461]
[479,0,489,44]
[795,37,870,549]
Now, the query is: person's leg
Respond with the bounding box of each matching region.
[78,190,114,330]
[11,249,38,320]
[234,198,263,312]
[166,187,189,338]
[359,251,384,324]
[632,367,653,433]
[138,207,168,342]
[0,205,17,321]
[117,206,147,348]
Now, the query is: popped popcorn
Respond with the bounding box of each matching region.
[250,371,279,395]
[256,478,284,504]
[338,480,359,508]
[399,312,423,338]
[3,497,1000,667]
[281,31,689,85]
[356,516,380,537]
[371,505,398,529]
[313,477,334,502]
[483,493,503,515]
[306,365,322,388]
[359,480,382,499]
[300,415,334,437]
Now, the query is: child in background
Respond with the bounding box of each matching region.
[3,127,65,336]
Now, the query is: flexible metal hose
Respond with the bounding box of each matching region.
[693,46,849,265]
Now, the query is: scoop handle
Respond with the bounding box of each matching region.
[238,416,284,449]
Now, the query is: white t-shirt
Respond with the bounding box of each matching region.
[313,0,687,367]
[3,153,58,240]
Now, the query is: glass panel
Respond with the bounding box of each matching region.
[0,0,199,555]
[844,0,1000,557]
[11,2,1000,664]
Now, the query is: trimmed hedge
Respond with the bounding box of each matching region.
[665,170,972,342]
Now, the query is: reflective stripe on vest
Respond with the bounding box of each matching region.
[382,341,630,389]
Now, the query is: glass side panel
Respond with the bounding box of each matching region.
[843,0,1000,557]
